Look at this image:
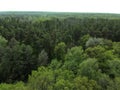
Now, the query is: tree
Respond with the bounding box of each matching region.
[85,46,113,74]
[0,38,34,83]
[63,46,86,74]
[109,60,120,77]
[54,42,66,61]
[78,34,90,49]
[0,81,27,90]
[28,66,54,90]
[49,59,62,70]
[86,37,103,48]
[78,58,101,80]
[54,79,73,90]
[85,45,105,58]
[113,42,120,58]
[107,77,120,90]
[0,35,8,47]
[0,36,7,63]
[38,49,48,66]
[73,76,100,90]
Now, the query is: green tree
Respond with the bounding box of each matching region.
[28,66,54,90]
[54,42,66,61]
[63,46,86,74]
[78,58,101,80]
[85,46,113,74]
[0,36,8,63]
[85,45,105,58]
[78,34,90,49]
[0,35,8,47]
[38,49,48,66]
[0,38,34,83]
[86,37,103,48]
[107,77,120,90]
[49,59,62,70]
[0,81,27,90]
[73,76,101,90]
[54,79,73,90]
[113,42,120,58]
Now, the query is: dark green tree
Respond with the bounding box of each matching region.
[54,42,66,61]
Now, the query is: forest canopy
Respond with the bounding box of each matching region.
[0,12,120,90]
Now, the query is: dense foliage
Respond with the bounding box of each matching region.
[0,12,120,90]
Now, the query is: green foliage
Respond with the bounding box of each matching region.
[28,67,54,90]
[0,13,120,89]
[54,79,73,90]
[73,76,100,90]
[85,46,115,74]
[0,38,35,82]
[38,49,48,66]
[85,45,105,58]
[86,37,103,48]
[78,58,101,80]
[28,66,74,90]
[102,39,113,49]
[63,46,86,74]
[113,42,120,58]
[27,66,101,90]
[53,69,74,90]
[54,42,66,61]
[49,59,62,70]
[109,60,120,77]
[0,82,27,90]
[78,34,90,49]
[0,36,7,63]
[107,77,120,90]
[65,46,86,63]
[0,35,8,47]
